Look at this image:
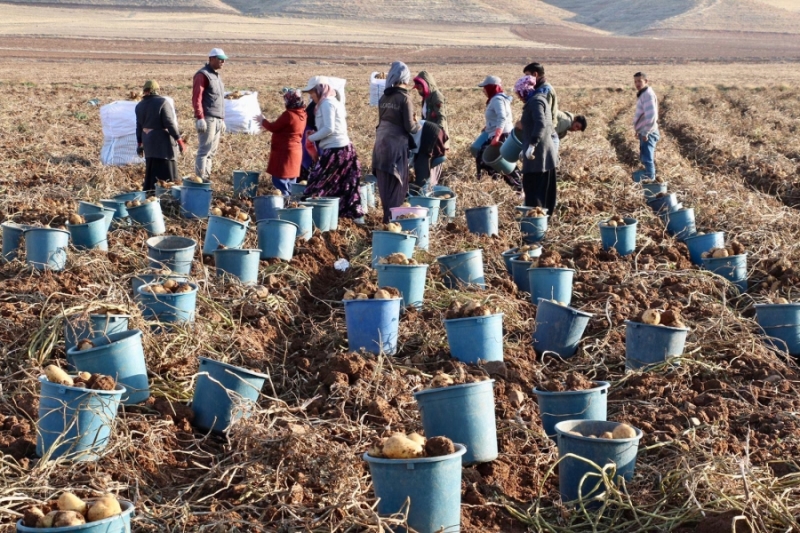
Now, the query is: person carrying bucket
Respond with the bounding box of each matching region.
[633,71,659,180]
[412,71,449,188]
[135,80,185,193]
[475,75,521,190]
[192,48,227,181]
[254,88,306,196]
[514,75,558,214]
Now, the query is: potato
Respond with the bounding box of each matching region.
[382,434,423,459]
[712,248,729,259]
[87,494,122,522]
[174,283,193,294]
[430,374,454,388]
[298,180,307,185]
[599,431,614,439]
[77,339,94,351]
[37,511,58,528]
[22,507,44,527]
[641,309,661,325]
[210,207,223,216]
[147,196,158,203]
[162,279,179,291]
[463,301,480,315]
[775,297,790,304]
[385,222,402,233]
[53,510,86,527]
[343,290,356,300]
[77,371,92,381]
[373,289,393,300]
[356,293,369,300]
[605,220,618,227]
[401,202,411,207]
[612,423,637,439]
[188,176,204,183]
[58,492,87,514]
[237,212,249,222]
[68,213,85,225]
[407,432,426,446]
[367,443,385,458]
[45,365,74,386]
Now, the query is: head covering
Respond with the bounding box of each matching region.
[208,48,228,60]
[514,75,538,102]
[142,80,159,94]
[386,61,411,88]
[478,75,502,87]
[281,88,304,109]
[301,75,328,93]
[314,83,337,101]
[483,84,503,105]
[413,76,430,98]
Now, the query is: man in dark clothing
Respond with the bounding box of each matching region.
[192,48,227,180]
[135,80,184,192]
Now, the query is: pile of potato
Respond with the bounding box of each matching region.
[638,308,686,328]
[565,423,637,440]
[210,202,250,222]
[343,283,400,301]
[285,201,308,209]
[516,244,541,262]
[224,90,243,100]
[141,279,194,295]
[755,256,798,294]
[23,493,123,528]
[373,72,387,80]
[378,253,418,266]
[382,222,404,233]
[125,197,158,209]
[600,214,627,227]
[43,365,116,391]
[67,214,85,225]
[445,300,497,320]
[518,206,547,218]
[701,241,745,258]
[185,176,205,184]
[368,432,456,459]
[395,213,419,220]
[438,193,453,199]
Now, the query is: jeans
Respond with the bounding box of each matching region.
[195,117,223,179]
[639,131,660,179]
[272,176,296,196]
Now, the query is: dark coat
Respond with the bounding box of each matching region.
[372,87,420,180]
[135,94,181,160]
[416,71,449,141]
[261,108,307,179]
[520,93,558,174]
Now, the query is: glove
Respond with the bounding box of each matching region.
[196,118,207,133]
[176,138,186,154]
[525,144,536,160]
[219,120,227,134]
[490,128,503,146]
[136,144,144,157]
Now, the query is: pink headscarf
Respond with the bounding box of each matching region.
[314,83,337,100]
[514,75,538,101]
[413,76,430,98]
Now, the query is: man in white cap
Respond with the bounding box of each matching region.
[192,48,227,180]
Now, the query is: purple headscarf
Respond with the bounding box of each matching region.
[514,75,538,102]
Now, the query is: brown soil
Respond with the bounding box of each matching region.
[538,372,597,392]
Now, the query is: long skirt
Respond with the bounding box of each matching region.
[304,144,364,219]
[376,170,408,224]
[522,169,557,216]
[143,157,177,192]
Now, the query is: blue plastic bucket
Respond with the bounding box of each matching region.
[36,375,125,461]
[500,128,524,162]
[755,303,800,356]
[432,191,457,220]
[437,249,485,289]
[298,201,333,233]
[146,236,196,274]
[533,298,593,358]
[501,248,522,274]
[113,191,147,204]
[364,444,466,533]
[257,218,299,261]
[182,177,212,189]
[24,227,69,271]
[2,222,32,262]
[254,195,286,222]
[534,381,609,438]
[444,313,504,364]
[64,312,130,360]
[664,208,697,241]
[305,197,340,230]
[131,272,188,297]
[511,258,536,293]
[77,201,115,231]
[290,182,307,197]
[408,196,441,226]
[170,186,182,200]
[137,282,198,324]
[470,131,490,157]
[371,230,417,268]
[414,380,497,464]
[396,216,430,251]
[232,170,260,197]
[625,320,689,370]
[684,232,725,266]
[202,215,249,255]
[642,182,667,199]
[647,193,678,214]
[67,213,108,251]
[376,264,428,308]
[432,185,452,194]
[277,207,313,241]
[364,175,378,208]
[215,248,261,284]
[465,205,499,236]
[192,357,268,433]
[16,500,134,533]
[67,329,150,405]
[127,200,166,236]
[100,198,128,220]
[529,267,575,306]
[555,420,643,505]
[521,216,549,244]
[180,187,212,219]
[701,253,748,292]
[482,144,516,175]
[343,297,401,355]
[599,218,638,256]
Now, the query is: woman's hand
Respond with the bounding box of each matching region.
[254,114,265,126]
[525,145,536,160]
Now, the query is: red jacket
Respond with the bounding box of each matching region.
[262,108,306,179]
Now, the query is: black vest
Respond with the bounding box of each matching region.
[196,64,225,119]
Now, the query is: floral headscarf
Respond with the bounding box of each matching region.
[281,88,304,109]
[314,83,337,100]
[513,75,538,102]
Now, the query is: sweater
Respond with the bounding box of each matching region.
[308,97,350,150]
[135,95,181,160]
[416,71,449,140]
[484,93,514,134]
[633,86,659,136]
[555,110,574,139]
[261,108,307,179]
[192,65,225,120]
[520,93,558,174]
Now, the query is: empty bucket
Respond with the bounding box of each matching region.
[2,222,32,262]
[371,230,416,268]
[36,375,125,461]
[664,208,697,241]
[232,170,260,197]
[500,128,524,162]
[521,216,548,244]
[437,249,485,289]
[16,500,134,533]
[127,200,166,236]
[647,193,678,214]
[257,218,298,260]
[100,198,128,220]
[376,264,429,308]
[555,420,643,505]
[511,257,536,293]
[432,191,457,220]
[364,444,466,533]
[77,201,115,231]
[396,216,430,251]
[529,267,575,306]
[299,201,333,233]
[202,215,249,255]
[182,177,212,189]
[146,236,196,274]
[180,186,213,219]
[465,205,499,236]
[533,298,593,358]
[67,213,108,251]
[481,144,516,175]
[290,182,307,196]
[66,329,150,405]
[192,356,268,433]
[305,197,340,230]
[24,227,69,271]
[343,297,401,355]
[215,248,261,283]
[277,207,313,241]
[599,218,638,256]
[625,320,689,370]
[641,181,667,199]
[470,130,490,157]
[534,381,610,438]
[137,282,198,324]
[701,253,748,292]
[254,195,285,222]
[114,191,147,204]
[414,380,498,464]
[685,232,725,266]
[408,196,441,225]
[444,313,503,364]
[64,312,130,360]
[755,303,800,356]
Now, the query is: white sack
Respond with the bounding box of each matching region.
[369,72,387,107]
[224,91,261,135]
[99,97,178,166]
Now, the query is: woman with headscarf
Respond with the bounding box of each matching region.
[372,61,421,223]
[475,75,521,190]
[412,71,449,190]
[301,77,364,222]
[515,75,558,214]
[255,88,307,196]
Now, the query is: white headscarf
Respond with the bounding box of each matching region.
[386,61,411,88]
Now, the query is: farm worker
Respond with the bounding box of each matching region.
[514,75,558,215]
[135,80,185,193]
[555,111,587,140]
[410,120,449,195]
[633,71,660,179]
[254,88,307,196]
[301,77,365,223]
[192,48,227,181]
[412,71,449,187]
[299,75,327,183]
[372,61,421,223]
[523,62,560,152]
[475,75,521,190]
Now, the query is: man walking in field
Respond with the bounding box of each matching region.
[135,80,185,193]
[193,48,227,180]
[633,72,659,179]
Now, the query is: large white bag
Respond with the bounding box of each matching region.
[224,91,262,135]
[326,77,347,107]
[99,97,178,166]
[369,72,386,107]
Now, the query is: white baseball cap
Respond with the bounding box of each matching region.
[478,75,502,87]
[209,48,228,60]
[301,75,328,93]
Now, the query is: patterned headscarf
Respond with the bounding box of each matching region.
[514,75,538,102]
[281,88,304,109]
[386,61,411,88]
[314,83,337,100]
